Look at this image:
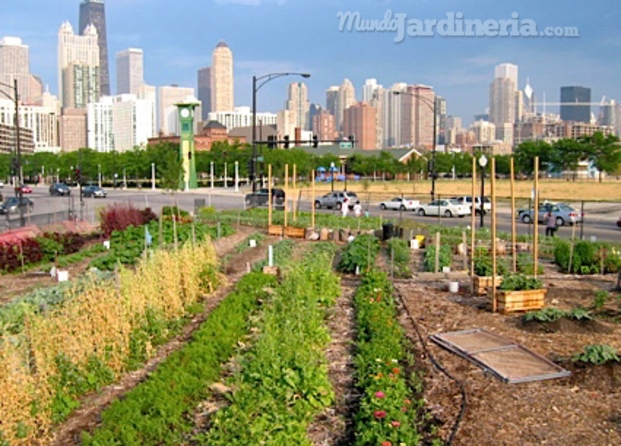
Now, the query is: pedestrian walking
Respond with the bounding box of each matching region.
[353,202,362,218]
[544,211,557,237]
[341,198,349,218]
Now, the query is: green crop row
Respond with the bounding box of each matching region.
[81,272,278,446]
[197,244,341,445]
[338,234,381,274]
[352,270,424,446]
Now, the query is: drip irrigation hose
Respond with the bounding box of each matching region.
[395,287,468,446]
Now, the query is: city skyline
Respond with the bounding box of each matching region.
[2,0,621,124]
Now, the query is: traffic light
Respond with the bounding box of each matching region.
[283,135,290,149]
[348,135,355,148]
[74,167,82,184]
[267,135,276,149]
[312,135,319,148]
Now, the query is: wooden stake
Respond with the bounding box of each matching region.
[435,232,441,274]
[470,156,477,293]
[533,156,539,279]
[311,169,316,229]
[569,220,576,273]
[284,164,289,228]
[172,214,178,251]
[462,231,468,272]
[268,164,273,226]
[491,157,497,313]
[510,157,517,273]
[292,164,297,222]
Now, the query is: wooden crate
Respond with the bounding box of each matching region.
[268,225,283,236]
[473,276,504,296]
[492,289,547,314]
[284,226,306,239]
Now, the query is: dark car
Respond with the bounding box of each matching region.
[0,197,33,215]
[49,183,71,196]
[82,185,107,198]
[245,188,285,209]
[617,216,621,228]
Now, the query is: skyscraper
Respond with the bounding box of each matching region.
[157,85,195,135]
[561,86,591,123]
[362,78,381,103]
[337,79,356,132]
[57,21,100,109]
[197,66,212,121]
[325,86,339,118]
[312,109,337,142]
[116,48,143,95]
[285,81,309,130]
[0,36,43,104]
[79,0,110,96]
[489,63,518,141]
[211,41,234,112]
[401,85,435,150]
[381,83,406,148]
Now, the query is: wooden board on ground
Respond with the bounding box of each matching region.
[430,328,570,384]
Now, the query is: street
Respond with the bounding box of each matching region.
[3,184,620,243]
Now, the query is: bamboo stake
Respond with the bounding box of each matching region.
[510,157,517,273]
[284,164,289,228]
[435,232,441,274]
[533,156,539,279]
[268,164,273,226]
[491,157,497,313]
[292,164,297,222]
[172,213,178,251]
[311,169,316,229]
[462,231,468,272]
[569,220,576,273]
[470,157,477,294]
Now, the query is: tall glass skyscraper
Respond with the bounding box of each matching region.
[79,0,109,96]
[560,86,591,123]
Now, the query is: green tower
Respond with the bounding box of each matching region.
[176,101,200,190]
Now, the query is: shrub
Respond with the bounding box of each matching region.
[593,290,610,310]
[161,206,190,218]
[99,203,154,237]
[498,273,543,291]
[572,344,620,365]
[423,244,451,272]
[338,234,380,273]
[473,250,509,277]
[0,238,43,273]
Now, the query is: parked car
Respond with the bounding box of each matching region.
[0,181,3,188]
[452,196,492,215]
[82,185,107,198]
[0,197,33,215]
[416,199,470,218]
[314,191,360,210]
[379,197,420,211]
[245,188,285,209]
[15,184,32,194]
[617,216,621,228]
[49,183,71,196]
[518,202,583,226]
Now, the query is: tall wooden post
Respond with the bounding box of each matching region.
[268,164,273,226]
[470,157,477,293]
[533,157,539,278]
[491,158,497,313]
[510,157,517,273]
[292,164,297,222]
[284,164,289,228]
[311,169,316,229]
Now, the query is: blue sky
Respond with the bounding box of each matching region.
[3,0,621,124]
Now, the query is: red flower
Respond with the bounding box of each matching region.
[391,420,401,428]
[381,442,392,446]
[374,410,387,419]
[392,367,400,374]
[375,391,386,399]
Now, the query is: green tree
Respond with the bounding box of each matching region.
[154,143,183,191]
[580,132,621,182]
[514,140,555,174]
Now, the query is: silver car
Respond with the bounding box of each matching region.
[314,191,360,210]
[518,202,583,226]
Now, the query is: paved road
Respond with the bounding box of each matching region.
[5,185,620,243]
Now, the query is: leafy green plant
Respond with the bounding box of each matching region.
[572,344,620,365]
[423,244,451,272]
[498,273,543,291]
[566,308,593,321]
[338,234,380,274]
[386,238,411,278]
[473,250,509,277]
[593,290,610,310]
[522,308,567,323]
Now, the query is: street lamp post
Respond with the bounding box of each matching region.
[0,79,25,227]
[252,72,310,192]
[479,154,488,228]
[393,90,437,202]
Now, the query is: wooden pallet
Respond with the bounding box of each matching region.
[268,225,283,236]
[493,289,547,314]
[284,226,306,239]
[473,276,503,296]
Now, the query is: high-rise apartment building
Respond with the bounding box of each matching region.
[285,81,309,130]
[435,96,447,145]
[0,37,43,104]
[470,120,496,143]
[58,21,100,109]
[560,86,591,123]
[489,63,518,140]
[312,110,337,142]
[343,102,377,150]
[208,106,277,131]
[113,94,156,151]
[79,0,110,96]
[87,96,114,152]
[400,85,435,150]
[157,85,195,135]
[116,48,143,95]
[362,79,382,103]
[337,79,356,132]
[211,41,234,112]
[197,66,212,121]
